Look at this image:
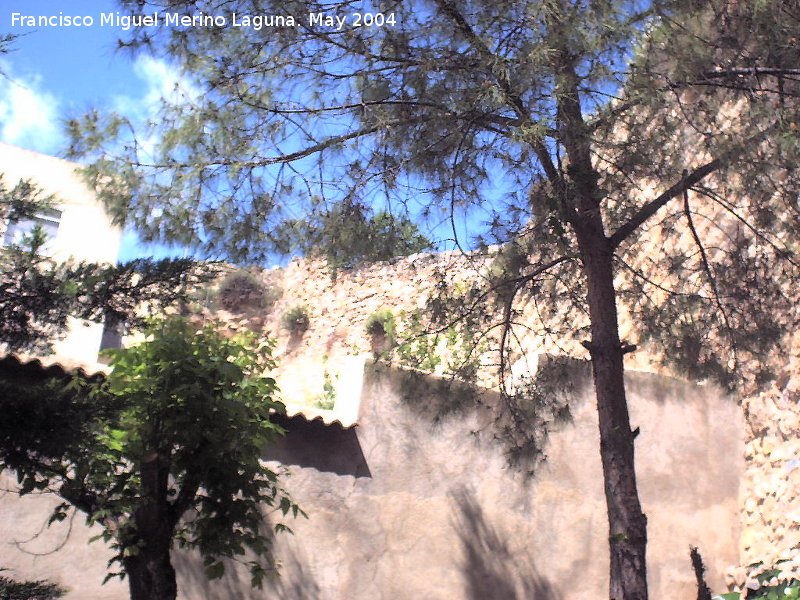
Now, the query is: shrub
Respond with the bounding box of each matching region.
[365,309,395,340]
[365,309,396,357]
[216,270,281,313]
[282,305,310,335]
[0,571,65,600]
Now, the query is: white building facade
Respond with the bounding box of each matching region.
[0,142,123,368]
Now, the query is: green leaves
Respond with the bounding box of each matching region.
[204,561,225,580]
[0,317,297,594]
[94,318,294,586]
[714,560,800,600]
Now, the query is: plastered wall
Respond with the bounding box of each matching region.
[0,360,743,599]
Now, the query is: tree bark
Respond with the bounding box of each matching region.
[124,538,178,600]
[545,7,650,590]
[124,451,178,600]
[578,229,649,600]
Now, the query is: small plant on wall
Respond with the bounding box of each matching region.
[282,305,310,336]
[714,560,800,600]
[365,308,395,357]
[216,269,282,314]
[314,370,337,410]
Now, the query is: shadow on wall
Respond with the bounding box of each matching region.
[265,414,371,478]
[173,542,321,600]
[173,550,253,600]
[452,487,560,600]
[389,356,588,475]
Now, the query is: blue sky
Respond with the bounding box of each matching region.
[0,1,500,261]
[0,0,190,260]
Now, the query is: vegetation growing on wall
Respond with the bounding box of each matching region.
[365,309,396,357]
[215,269,281,314]
[314,370,337,411]
[396,308,486,383]
[715,561,800,600]
[281,305,310,336]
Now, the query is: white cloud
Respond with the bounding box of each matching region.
[137,55,201,105]
[0,55,198,158]
[0,62,63,153]
[112,56,201,120]
[110,56,202,161]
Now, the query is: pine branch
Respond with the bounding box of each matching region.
[609,158,723,249]
[609,120,782,248]
[132,116,429,169]
[433,0,562,185]
[681,179,738,370]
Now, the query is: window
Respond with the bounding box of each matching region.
[98,321,123,363]
[2,208,62,253]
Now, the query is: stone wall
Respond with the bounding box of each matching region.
[209,251,670,403]
[228,252,499,381]
[727,331,800,590]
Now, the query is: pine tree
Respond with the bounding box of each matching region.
[68,2,800,597]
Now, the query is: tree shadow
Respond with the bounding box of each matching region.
[173,543,321,600]
[269,550,322,600]
[451,488,560,600]
[388,355,588,476]
[173,550,253,600]
[284,331,305,355]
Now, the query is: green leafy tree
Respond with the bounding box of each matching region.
[68,1,800,597]
[0,176,210,353]
[0,318,300,600]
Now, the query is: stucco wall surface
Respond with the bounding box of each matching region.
[0,362,743,599]
[0,473,128,600]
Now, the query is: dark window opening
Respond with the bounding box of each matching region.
[98,322,123,363]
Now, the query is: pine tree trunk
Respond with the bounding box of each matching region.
[580,234,649,600]
[549,25,650,587]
